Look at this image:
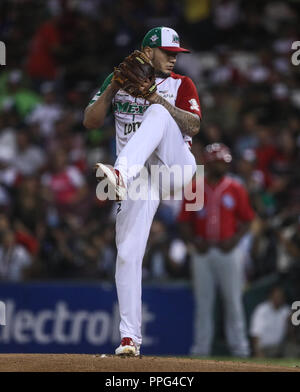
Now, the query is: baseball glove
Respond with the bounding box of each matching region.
[112,50,157,99]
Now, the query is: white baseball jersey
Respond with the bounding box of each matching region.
[89,72,202,155]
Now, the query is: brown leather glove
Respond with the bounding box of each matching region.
[112,50,157,98]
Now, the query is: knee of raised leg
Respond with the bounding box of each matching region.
[146,103,170,118]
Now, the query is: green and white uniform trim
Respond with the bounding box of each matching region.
[89,73,113,106]
[142,27,163,48]
[141,26,189,52]
[89,70,200,155]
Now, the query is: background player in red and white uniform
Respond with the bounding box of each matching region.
[84,27,202,356]
[178,143,254,357]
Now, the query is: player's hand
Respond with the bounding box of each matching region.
[217,237,238,253]
[136,80,158,103]
[110,80,121,93]
[146,90,159,103]
[194,237,210,254]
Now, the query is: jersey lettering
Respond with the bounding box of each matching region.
[124,122,141,135]
[117,202,122,214]
[91,72,201,155]
[114,101,130,113]
[114,101,149,115]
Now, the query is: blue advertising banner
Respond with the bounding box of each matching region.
[0,282,194,355]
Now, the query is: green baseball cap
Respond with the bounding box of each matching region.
[142,27,190,53]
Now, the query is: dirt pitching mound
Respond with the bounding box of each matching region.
[0,354,298,372]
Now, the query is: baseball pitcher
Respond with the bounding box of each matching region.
[84,27,201,356]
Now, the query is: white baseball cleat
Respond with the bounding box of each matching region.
[95,163,126,201]
[115,337,140,356]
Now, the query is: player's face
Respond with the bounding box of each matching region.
[151,48,178,77]
[207,160,228,178]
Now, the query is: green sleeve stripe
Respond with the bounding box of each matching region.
[99,73,114,95]
[89,73,114,105]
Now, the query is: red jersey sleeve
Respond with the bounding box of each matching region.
[234,183,255,222]
[175,76,202,119]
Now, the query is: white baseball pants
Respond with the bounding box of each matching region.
[114,104,196,345]
[190,246,250,357]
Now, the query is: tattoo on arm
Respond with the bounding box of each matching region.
[84,83,119,129]
[151,94,200,137]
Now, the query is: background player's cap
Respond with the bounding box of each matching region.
[204,143,232,163]
[141,27,190,53]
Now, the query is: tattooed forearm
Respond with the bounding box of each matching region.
[84,82,119,129]
[149,94,200,137]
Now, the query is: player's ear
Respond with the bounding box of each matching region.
[143,46,154,61]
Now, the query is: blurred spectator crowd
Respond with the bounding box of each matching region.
[0,0,300,294]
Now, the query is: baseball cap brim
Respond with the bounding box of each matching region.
[159,46,190,53]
